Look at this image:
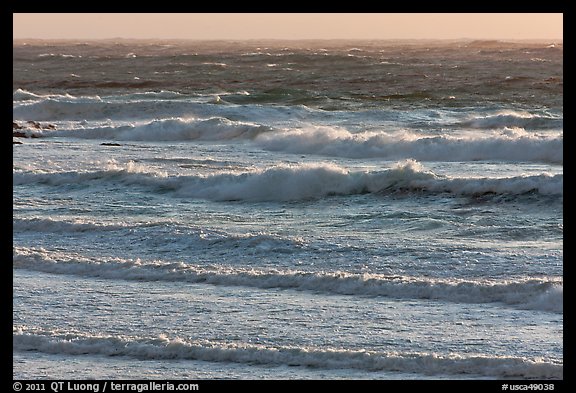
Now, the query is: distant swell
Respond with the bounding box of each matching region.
[13,248,563,313]
[13,161,564,201]
[13,328,562,379]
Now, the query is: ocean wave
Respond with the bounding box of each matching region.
[13,219,305,253]
[461,111,563,130]
[12,90,305,123]
[13,161,564,201]
[13,218,131,233]
[49,117,272,141]
[12,328,562,378]
[37,53,82,59]
[13,92,204,121]
[12,89,447,127]
[13,248,563,313]
[12,89,183,103]
[256,127,563,164]
[16,118,563,164]
[12,100,169,123]
[12,88,91,103]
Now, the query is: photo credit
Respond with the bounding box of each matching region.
[12,382,199,393]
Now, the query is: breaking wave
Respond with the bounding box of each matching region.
[13,248,563,313]
[13,160,563,201]
[12,328,562,379]
[256,126,563,164]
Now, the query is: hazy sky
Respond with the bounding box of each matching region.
[13,13,562,41]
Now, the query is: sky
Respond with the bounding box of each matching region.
[13,13,562,41]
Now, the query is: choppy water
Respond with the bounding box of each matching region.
[13,39,563,380]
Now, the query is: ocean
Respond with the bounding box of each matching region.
[13,39,563,380]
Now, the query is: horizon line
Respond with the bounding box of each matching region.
[13,37,563,42]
